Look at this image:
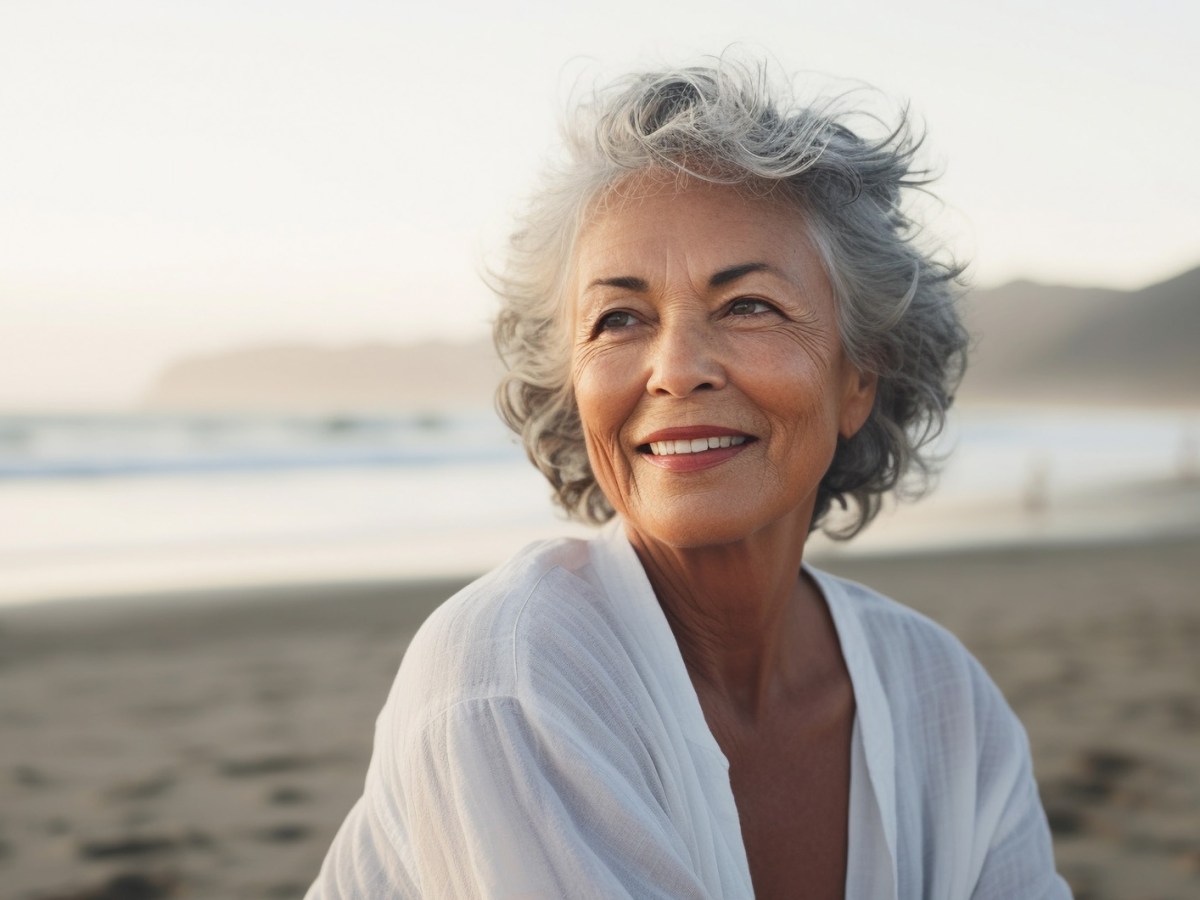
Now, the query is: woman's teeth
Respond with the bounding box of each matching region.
[648,436,747,456]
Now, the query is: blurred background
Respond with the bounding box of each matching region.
[1,2,1197,898]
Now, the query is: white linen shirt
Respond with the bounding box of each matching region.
[307,523,1071,899]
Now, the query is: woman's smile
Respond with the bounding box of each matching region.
[637,426,755,471]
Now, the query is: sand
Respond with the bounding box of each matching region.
[2,536,1198,900]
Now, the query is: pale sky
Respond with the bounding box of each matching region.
[1,0,1196,409]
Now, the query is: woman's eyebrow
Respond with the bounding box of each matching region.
[708,261,773,287]
[585,275,649,292]
[585,263,774,294]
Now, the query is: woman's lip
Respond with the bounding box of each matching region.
[637,425,752,444]
[640,441,750,472]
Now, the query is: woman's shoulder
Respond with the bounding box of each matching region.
[413,533,596,641]
[811,566,1016,729]
[814,567,975,666]
[388,533,637,729]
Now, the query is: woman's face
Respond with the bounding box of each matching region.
[569,175,876,550]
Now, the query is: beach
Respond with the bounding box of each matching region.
[2,533,1198,900]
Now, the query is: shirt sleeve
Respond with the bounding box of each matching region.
[308,694,713,900]
[967,665,1074,900]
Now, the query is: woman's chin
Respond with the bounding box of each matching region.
[621,502,769,552]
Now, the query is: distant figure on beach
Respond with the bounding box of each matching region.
[307,58,1071,898]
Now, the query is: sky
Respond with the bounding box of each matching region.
[1,0,1197,409]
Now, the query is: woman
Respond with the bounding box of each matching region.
[308,61,1070,899]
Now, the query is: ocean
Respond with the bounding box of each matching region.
[1,407,1195,605]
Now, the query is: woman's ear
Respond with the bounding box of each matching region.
[838,366,878,439]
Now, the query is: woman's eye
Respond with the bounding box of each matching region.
[728,298,776,316]
[597,310,637,331]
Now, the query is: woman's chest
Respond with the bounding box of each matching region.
[709,687,855,899]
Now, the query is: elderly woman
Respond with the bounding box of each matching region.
[308,62,1070,899]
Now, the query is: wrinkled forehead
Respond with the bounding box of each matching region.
[571,169,824,288]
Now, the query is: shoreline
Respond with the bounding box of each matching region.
[6,468,1200,611]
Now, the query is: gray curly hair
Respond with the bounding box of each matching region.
[492,58,968,539]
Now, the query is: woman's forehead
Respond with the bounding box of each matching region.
[574,174,819,280]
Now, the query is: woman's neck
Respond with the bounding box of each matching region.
[626,517,834,724]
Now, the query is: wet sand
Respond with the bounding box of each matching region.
[2,535,1197,899]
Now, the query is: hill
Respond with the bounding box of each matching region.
[141,340,503,414]
[959,264,1199,406]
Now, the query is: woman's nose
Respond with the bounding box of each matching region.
[645,319,728,397]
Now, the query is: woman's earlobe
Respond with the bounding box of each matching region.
[839,369,878,439]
